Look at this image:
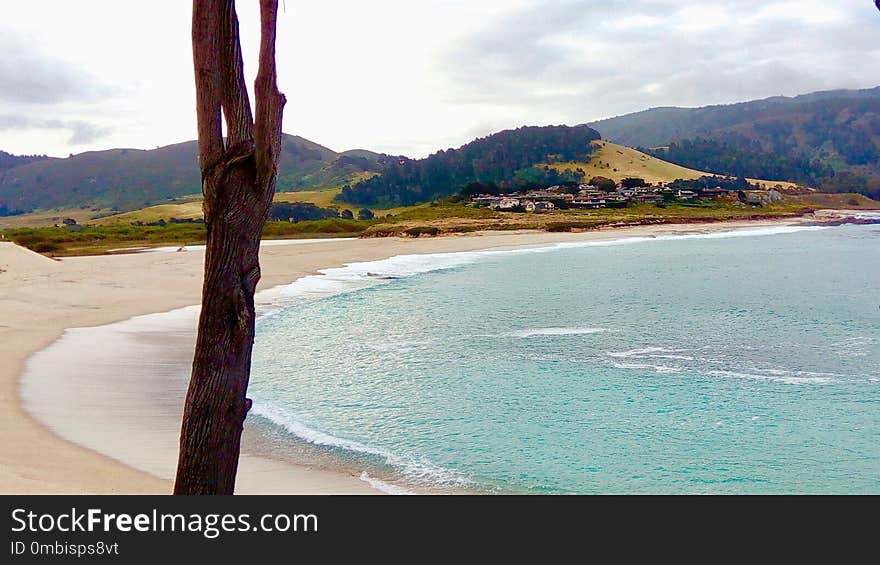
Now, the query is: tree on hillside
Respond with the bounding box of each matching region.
[174,0,286,495]
[620,177,647,188]
[589,176,617,191]
[338,125,601,206]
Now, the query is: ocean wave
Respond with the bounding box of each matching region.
[606,346,693,358]
[266,224,831,309]
[507,327,613,338]
[612,362,683,374]
[650,354,695,360]
[829,336,876,359]
[359,472,416,495]
[605,346,841,384]
[275,251,492,305]
[554,225,829,250]
[845,212,880,220]
[251,402,473,489]
[757,368,841,378]
[706,369,835,385]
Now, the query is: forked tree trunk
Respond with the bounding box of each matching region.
[174,0,286,495]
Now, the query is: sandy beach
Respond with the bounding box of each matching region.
[0,218,822,494]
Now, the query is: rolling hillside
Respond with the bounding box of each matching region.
[339,125,602,206]
[6,86,877,219]
[0,135,382,215]
[550,141,797,189]
[589,87,880,148]
[0,150,48,172]
[90,187,354,226]
[588,87,880,197]
[88,142,800,228]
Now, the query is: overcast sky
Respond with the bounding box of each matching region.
[1,0,878,158]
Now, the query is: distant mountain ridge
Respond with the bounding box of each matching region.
[0,150,48,172]
[589,87,880,147]
[588,87,880,197]
[5,86,880,215]
[0,134,383,215]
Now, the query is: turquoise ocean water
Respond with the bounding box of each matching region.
[249,224,880,494]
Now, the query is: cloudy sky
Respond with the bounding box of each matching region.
[1,0,878,158]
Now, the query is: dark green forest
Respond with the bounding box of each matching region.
[0,150,48,171]
[667,175,756,191]
[592,87,880,199]
[649,137,832,185]
[338,125,601,206]
[268,202,343,222]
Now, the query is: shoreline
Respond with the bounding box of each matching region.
[0,214,849,494]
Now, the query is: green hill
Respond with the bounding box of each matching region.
[589,87,880,198]
[6,86,880,217]
[0,150,49,172]
[549,141,798,189]
[0,134,383,215]
[78,142,800,228]
[339,125,602,207]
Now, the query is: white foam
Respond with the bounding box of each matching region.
[251,401,473,489]
[612,362,683,374]
[706,369,835,385]
[845,212,880,220]
[607,347,692,358]
[359,472,416,495]
[605,346,842,384]
[648,354,695,360]
[759,368,841,378]
[267,224,830,308]
[507,327,612,338]
[554,225,829,249]
[276,251,492,304]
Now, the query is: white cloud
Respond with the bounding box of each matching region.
[748,1,849,26]
[0,0,876,158]
[608,15,665,30]
[674,5,731,32]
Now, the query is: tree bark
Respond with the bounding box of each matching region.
[174,0,285,495]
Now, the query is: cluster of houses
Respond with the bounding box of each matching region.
[471,182,742,211]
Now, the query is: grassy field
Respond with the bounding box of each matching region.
[91,189,347,226]
[0,207,110,230]
[1,218,366,257]
[550,141,799,189]
[89,186,392,226]
[4,140,876,256]
[3,193,877,256]
[91,199,204,226]
[359,201,821,237]
[273,187,345,209]
[88,186,421,226]
[786,192,879,208]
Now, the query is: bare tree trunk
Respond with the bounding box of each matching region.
[174,0,285,495]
